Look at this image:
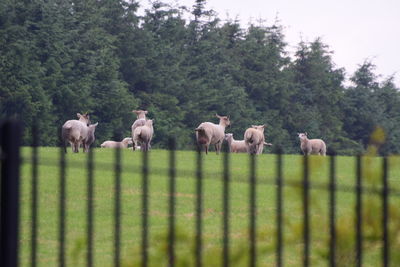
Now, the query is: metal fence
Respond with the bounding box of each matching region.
[0,118,397,267]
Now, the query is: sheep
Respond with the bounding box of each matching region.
[131,109,148,132]
[61,113,91,153]
[244,125,266,155]
[224,133,247,153]
[131,109,148,150]
[298,132,326,156]
[83,122,98,152]
[133,119,154,152]
[101,137,133,149]
[195,114,230,154]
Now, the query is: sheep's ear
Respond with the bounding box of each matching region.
[144,111,148,114]
[77,113,82,118]
[216,113,221,118]
[251,125,256,128]
[93,122,98,127]
[305,132,308,136]
[262,124,266,128]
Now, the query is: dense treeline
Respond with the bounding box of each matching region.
[1,0,399,154]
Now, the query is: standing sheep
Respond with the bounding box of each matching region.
[224,133,247,153]
[244,125,266,155]
[61,113,91,153]
[298,132,326,156]
[133,119,154,152]
[195,114,230,154]
[131,109,148,151]
[101,137,133,148]
[83,122,98,152]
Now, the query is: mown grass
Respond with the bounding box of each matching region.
[18,148,400,266]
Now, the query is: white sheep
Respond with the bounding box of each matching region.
[298,132,326,156]
[101,137,133,149]
[244,125,266,155]
[224,133,247,153]
[61,113,91,153]
[83,122,98,152]
[133,119,154,152]
[195,114,230,154]
[131,109,148,132]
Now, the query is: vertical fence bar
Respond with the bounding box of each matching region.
[87,148,94,267]
[249,154,256,267]
[329,154,336,267]
[355,155,362,267]
[276,148,283,267]
[0,120,21,267]
[114,148,121,267]
[31,122,39,267]
[195,148,203,267]
[168,138,176,267]
[58,131,67,267]
[382,157,389,267]
[142,151,149,267]
[303,155,309,267]
[222,144,230,267]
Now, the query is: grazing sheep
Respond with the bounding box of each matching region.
[61,113,91,153]
[133,119,154,152]
[101,137,133,148]
[224,133,247,153]
[83,122,98,152]
[195,114,230,154]
[244,125,266,155]
[298,132,326,156]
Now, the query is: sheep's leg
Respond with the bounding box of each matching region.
[215,142,221,155]
[205,145,208,154]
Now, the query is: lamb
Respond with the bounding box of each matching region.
[133,119,154,152]
[101,137,133,149]
[61,113,91,153]
[83,122,98,152]
[195,114,230,154]
[298,132,326,156]
[244,125,266,155]
[224,133,247,153]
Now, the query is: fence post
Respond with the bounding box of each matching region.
[0,119,22,267]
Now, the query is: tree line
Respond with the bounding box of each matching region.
[1,0,399,154]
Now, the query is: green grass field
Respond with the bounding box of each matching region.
[18,148,400,266]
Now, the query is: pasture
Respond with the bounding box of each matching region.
[18,148,400,266]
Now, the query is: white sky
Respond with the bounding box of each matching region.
[139,0,400,86]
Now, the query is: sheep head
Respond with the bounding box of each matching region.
[77,113,91,126]
[132,109,148,119]
[216,114,230,127]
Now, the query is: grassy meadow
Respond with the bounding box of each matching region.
[18,147,400,266]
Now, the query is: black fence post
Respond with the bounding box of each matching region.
[303,155,310,267]
[142,151,149,267]
[249,154,256,267]
[168,138,176,267]
[195,147,203,267]
[31,121,39,267]
[276,148,283,267]
[329,153,336,267]
[355,155,363,267]
[382,157,389,267]
[0,119,22,267]
[87,148,94,267]
[222,143,230,267]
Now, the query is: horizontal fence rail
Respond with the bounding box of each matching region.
[0,119,398,267]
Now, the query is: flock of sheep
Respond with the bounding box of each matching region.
[61,110,327,155]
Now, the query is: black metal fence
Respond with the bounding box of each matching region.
[0,118,398,266]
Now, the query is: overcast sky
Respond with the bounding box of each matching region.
[140,0,400,86]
